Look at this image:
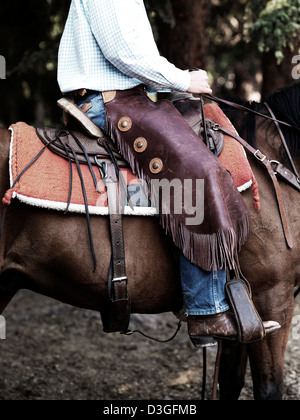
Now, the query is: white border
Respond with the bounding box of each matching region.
[12,192,158,216]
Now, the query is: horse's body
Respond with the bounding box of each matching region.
[0,129,181,315]
[0,84,299,400]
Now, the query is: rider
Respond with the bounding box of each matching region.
[57,0,280,346]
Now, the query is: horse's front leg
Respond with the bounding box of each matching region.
[248,290,295,400]
[219,341,248,400]
[0,291,15,314]
[0,268,21,315]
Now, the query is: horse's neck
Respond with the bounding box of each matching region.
[294,156,300,175]
[254,119,283,161]
[0,128,11,196]
[255,119,300,178]
[0,128,10,159]
[0,127,10,147]
[225,108,281,161]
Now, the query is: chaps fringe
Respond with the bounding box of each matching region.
[105,110,252,272]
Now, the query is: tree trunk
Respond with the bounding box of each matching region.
[262,46,299,100]
[156,0,209,70]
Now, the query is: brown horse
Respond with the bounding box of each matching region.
[0,83,299,400]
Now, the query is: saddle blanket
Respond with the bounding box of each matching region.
[7,123,156,216]
[7,106,259,216]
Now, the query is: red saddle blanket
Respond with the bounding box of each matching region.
[5,104,259,214]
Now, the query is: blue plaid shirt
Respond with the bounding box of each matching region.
[58,0,191,94]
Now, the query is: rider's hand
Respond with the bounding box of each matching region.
[187,69,212,95]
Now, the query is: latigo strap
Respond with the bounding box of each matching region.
[101,163,131,333]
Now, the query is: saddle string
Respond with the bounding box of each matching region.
[41,128,98,272]
[64,140,97,272]
[37,128,75,213]
[53,130,131,273]
[102,139,134,211]
[66,129,100,193]
[56,134,74,214]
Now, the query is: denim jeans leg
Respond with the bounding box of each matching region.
[76,92,106,132]
[180,254,229,316]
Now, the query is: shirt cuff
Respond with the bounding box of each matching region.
[171,70,191,92]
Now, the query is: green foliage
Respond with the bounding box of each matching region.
[244,0,300,63]
[145,0,175,25]
[0,0,70,126]
[144,0,175,39]
[2,0,299,126]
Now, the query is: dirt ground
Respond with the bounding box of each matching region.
[0,290,299,400]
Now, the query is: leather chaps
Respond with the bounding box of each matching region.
[103,87,252,271]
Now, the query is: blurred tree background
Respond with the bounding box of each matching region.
[0,0,299,127]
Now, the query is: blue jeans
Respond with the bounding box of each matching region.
[76,91,106,132]
[180,255,229,315]
[76,91,230,316]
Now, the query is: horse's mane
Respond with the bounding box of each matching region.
[266,82,300,159]
[222,82,300,160]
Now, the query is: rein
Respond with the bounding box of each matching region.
[202,95,300,187]
[202,94,300,133]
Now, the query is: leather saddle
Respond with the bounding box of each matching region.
[36,126,129,168]
[36,95,224,168]
[37,97,128,169]
[168,91,225,157]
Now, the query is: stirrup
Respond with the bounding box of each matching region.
[225,278,266,344]
[190,335,218,348]
[57,97,105,139]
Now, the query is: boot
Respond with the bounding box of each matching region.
[188,311,281,348]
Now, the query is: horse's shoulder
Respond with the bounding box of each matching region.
[0,128,11,152]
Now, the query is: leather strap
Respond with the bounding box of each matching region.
[217,123,300,192]
[216,125,293,249]
[102,163,131,333]
[275,163,300,192]
[202,94,300,133]
[264,102,300,180]
[201,93,300,192]
[264,160,293,249]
